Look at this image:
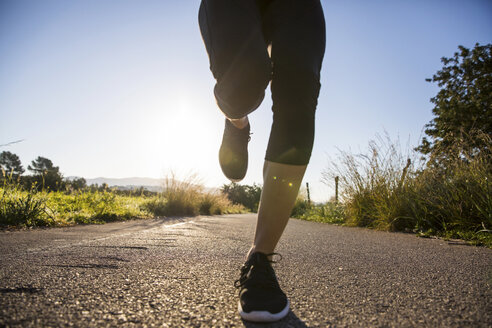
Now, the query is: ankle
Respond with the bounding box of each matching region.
[228,116,249,129]
[246,246,274,260]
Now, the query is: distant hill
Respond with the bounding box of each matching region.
[85,177,164,187]
[67,177,164,192]
[66,176,218,193]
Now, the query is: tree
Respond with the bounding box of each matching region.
[28,156,63,191]
[0,151,25,180]
[67,177,87,191]
[28,156,57,175]
[221,183,262,212]
[416,43,492,162]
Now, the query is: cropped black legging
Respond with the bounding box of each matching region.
[199,0,325,165]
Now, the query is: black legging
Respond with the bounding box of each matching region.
[199,0,326,165]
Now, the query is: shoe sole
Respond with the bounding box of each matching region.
[219,119,249,182]
[238,300,290,322]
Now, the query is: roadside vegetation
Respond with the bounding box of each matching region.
[0,170,245,228]
[293,44,492,247]
[140,174,245,217]
[308,132,492,247]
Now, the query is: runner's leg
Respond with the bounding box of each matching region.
[198,0,271,120]
[249,0,326,256]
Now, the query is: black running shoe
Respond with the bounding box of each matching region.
[219,119,250,182]
[234,252,289,322]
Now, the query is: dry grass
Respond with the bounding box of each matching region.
[140,173,246,217]
[1,172,246,228]
[320,131,492,246]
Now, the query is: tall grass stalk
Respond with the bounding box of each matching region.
[410,133,492,234]
[324,132,422,231]
[320,131,492,246]
[140,173,246,217]
[0,174,53,227]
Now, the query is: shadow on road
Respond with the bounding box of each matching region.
[43,264,119,269]
[242,310,309,327]
[79,245,149,250]
[0,287,43,294]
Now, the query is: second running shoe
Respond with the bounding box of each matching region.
[219,119,250,182]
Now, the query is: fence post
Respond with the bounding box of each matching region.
[335,176,339,203]
[306,182,311,205]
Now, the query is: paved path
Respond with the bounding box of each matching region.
[0,214,490,327]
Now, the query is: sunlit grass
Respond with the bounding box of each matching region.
[299,132,492,247]
[0,180,53,227]
[0,173,246,228]
[47,190,149,225]
[292,201,345,225]
[141,173,246,217]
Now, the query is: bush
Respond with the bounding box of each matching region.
[323,133,420,231]
[410,133,492,233]
[158,174,203,216]
[321,131,492,246]
[221,183,261,212]
[290,190,312,218]
[0,175,53,227]
[140,197,168,217]
[199,191,244,215]
[0,183,52,227]
[141,174,246,217]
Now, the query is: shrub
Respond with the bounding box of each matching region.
[141,174,247,217]
[323,132,420,231]
[321,131,491,246]
[291,189,312,218]
[140,197,168,217]
[0,176,53,227]
[199,191,243,215]
[221,183,261,212]
[158,174,203,216]
[410,132,492,233]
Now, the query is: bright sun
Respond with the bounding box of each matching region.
[135,92,222,183]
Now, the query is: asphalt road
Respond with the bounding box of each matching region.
[0,214,490,327]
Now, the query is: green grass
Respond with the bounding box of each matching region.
[297,132,492,247]
[0,183,53,227]
[292,201,345,225]
[47,190,149,225]
[0,174,246,228]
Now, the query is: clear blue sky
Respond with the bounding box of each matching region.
[1,0,491,201]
